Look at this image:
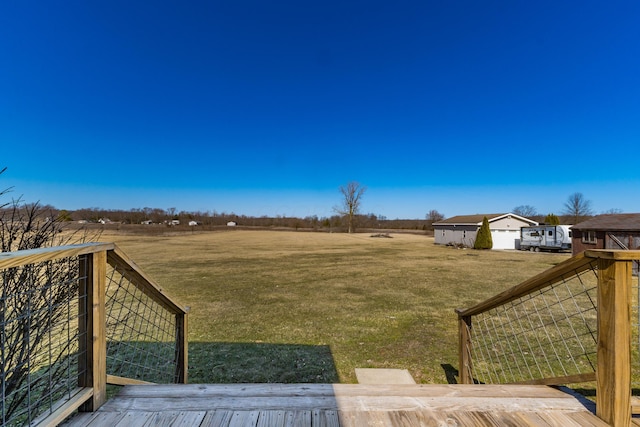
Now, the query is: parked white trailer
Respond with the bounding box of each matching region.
[520,225,572,252]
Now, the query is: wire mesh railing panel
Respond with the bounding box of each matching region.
[105,263,181,384]
[1,258,86,426]
[469,261,599,385]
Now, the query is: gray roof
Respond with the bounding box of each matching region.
[572,213,640,231]
[433,214,507,225]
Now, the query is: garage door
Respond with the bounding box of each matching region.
[491,229,519,250]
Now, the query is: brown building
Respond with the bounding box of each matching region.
[571,213,640,255]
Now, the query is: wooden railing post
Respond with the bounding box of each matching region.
[175,312,189,383]
[79,251,107,411]
[596,256,632,427]
[457,311,473,384]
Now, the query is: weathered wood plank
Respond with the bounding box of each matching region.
[111,383,579,399]
[142,410,206,427]
[98,384,595,415]
[69,383,611,427]
[112,411,154,426]
[200,410,236,427]
[255,410,287,427]
[227,411,260,427]
[62,411,127,426]
[286,410,312,427]
[100,396,341,412]
[311,409,340,427]
[566,410,611,427]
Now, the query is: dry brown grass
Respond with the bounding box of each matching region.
[98,229,569,384]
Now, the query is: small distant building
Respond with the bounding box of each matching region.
[141,220,153,225]
[571,213,640,255]
[169,220,180,226]
[188,220,199,226]
[227,221,237,227]
[433,213,538,250]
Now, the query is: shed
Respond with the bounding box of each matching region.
[433,213,538,250]
[571,213,640,255]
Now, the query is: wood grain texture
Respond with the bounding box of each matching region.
[64,383,610,427]
[596,257,632,427]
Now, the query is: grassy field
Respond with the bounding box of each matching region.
[99,229,569,384]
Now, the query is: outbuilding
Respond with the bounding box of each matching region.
[571,213,640,255]
[433,213,538,250]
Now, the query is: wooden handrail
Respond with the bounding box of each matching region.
[0,242,115,269]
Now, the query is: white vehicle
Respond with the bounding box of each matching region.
[520,225,572,252]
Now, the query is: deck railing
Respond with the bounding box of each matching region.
[0,242,188,426]
[457,249,640,427]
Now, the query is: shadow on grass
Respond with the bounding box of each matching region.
[440,363,458,384]
[188,342,340,384]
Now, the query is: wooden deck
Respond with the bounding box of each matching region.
[63,383,612,426]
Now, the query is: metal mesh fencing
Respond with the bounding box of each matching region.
[1,258,86,426]
[104,262,182,384]
[467,260,599,385]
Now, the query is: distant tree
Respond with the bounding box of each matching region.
[602,208,623,214]
[544,213,560,225]
[334,182,366,233]
[57,209,73,221]
[562,192,593,224]
[474,216,493,250]
[513,205,537,218]
[426,210,445,222]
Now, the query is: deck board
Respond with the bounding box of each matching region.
[62,384,610,426]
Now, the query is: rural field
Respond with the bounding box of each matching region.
[98,229,569,385]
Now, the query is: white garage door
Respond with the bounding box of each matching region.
[491,229,518,250]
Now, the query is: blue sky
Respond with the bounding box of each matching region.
[2,1,639,219]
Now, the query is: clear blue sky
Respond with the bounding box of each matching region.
[2,1,639,219]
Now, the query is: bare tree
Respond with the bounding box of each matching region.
[426,210,445,222]
[562,192,593,224]
[334,181,366,233]
[1,168,99,422]
[512,205,537,218]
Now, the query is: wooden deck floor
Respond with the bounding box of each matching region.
[64,383,611,427]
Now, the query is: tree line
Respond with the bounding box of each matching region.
[511,192,621,225]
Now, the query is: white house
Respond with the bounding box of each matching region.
[433,213,538,250]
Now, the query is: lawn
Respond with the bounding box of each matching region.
[99,229,569,384]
